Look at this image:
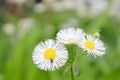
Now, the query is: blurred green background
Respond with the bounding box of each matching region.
[0,0,120,80]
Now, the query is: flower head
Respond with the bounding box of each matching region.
[78,35,105,57]
[56,28,85,44]
[32,39,68,71]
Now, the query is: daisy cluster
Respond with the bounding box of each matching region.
[32,27,106,71]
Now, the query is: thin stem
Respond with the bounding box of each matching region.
[71,63,75,80]
[71,46,76,80]
[64,45,77,80]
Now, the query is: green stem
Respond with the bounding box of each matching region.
[71,45,76,80]
[64,45,77,80]
[71,63,75,80]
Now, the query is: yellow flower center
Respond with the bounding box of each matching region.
[85,40,95,49]
[67,38,74,43]
[44,48,57,59]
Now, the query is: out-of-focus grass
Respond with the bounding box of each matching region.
[0,3,120,80]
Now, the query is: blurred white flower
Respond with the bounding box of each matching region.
[32,39,68,71]
[7,0,26,5]
[76,0,88,16]
[44,25,55,35]
[43,0,57,4]
[33,0,109,16]
[109,0,120,18]
[34,3,47,13]
[57,28,85,44]
[2,23,15,36]
[68,18,79,27]
[87,0,108,15]
[63,0,76,10]
[43,0,76,12]
[61,18,79,28]
[17,18,35,38]
[78,35,106,57]
[51,1,65,12]
[51,0,76,12]
[76,0,108,17]
[18,18,35,28]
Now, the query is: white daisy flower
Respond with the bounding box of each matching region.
[32,39,68,71]
[56,28,85,44]
[78,35,106,57]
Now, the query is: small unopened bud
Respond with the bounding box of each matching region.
[94,32,100,38]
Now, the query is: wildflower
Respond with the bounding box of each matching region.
[32,39,68,71]
[57,28,84,44]
[78,35,105,57]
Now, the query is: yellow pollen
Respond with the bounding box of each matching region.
[44,48,56,59]
[67,38,74,42]
[85,40,95,49]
